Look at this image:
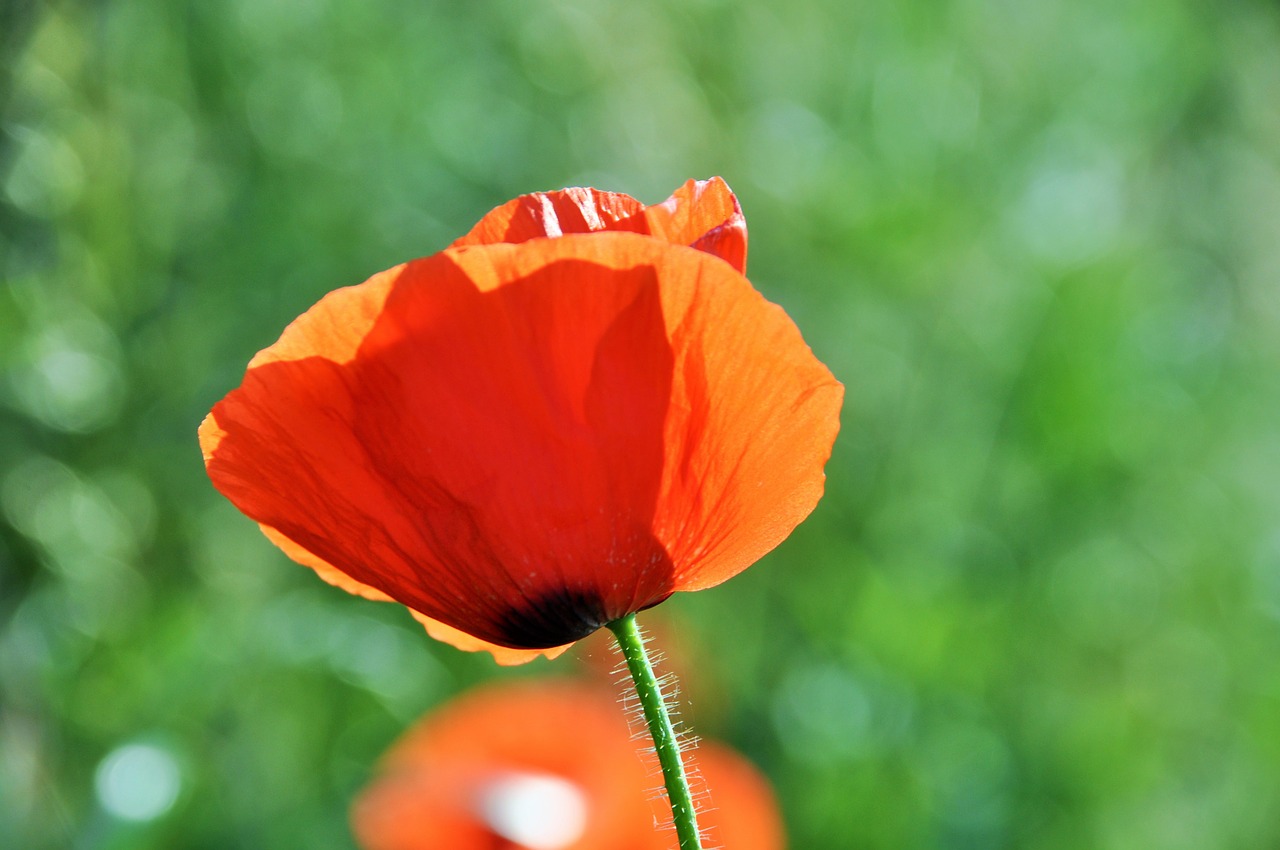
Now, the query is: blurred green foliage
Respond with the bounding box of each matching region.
[3,0,1280,847]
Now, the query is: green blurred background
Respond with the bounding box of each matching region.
[3,0,1280,847]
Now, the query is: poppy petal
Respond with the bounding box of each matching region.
[408,611,570,666]
[203,237,673,650]
[636,177,748,274]
[256,522,565,662]
[258,523,393,601]
[646,247,843,591]
[452,187,645,247]
[452,177,746,272]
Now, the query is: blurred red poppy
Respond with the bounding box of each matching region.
[350,680,785,850]
[200,178,842,663]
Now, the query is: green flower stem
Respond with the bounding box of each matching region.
[607,612,703,850]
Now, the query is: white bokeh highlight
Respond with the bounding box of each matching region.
[94,743,181,822]
[479,772,589,850]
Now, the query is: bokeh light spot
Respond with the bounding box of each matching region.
[745,100,834,197]
[245,61,343,160]
[94,743,181,822]
[9,314,125,433]
[2,125,85,217]
[1012,146,1125,265]
[479,772,588,850]
[772,662,875,763]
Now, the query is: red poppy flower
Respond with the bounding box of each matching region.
[200,178,842,664]
[350,680,786,850]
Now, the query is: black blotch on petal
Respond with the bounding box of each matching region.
[492,587,612,649]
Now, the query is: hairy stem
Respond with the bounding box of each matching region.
[607,612,703,850]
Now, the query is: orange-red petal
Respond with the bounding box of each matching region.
[644,246,843,592]
[451,187,645,247]
[258,523,394,601]
[254,522,565,663]
[637,177,748,274]
[452,177,747,273]
[408,610,569,666]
